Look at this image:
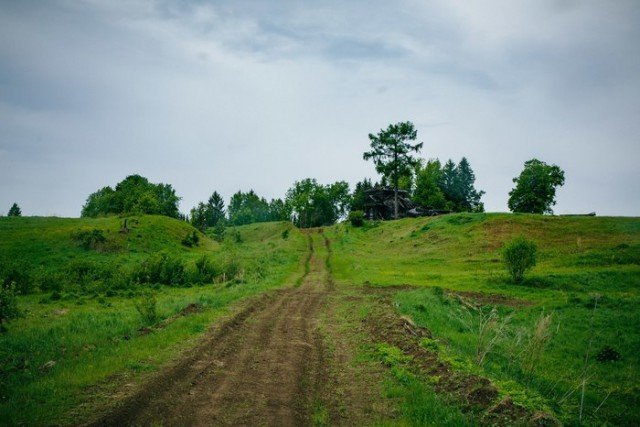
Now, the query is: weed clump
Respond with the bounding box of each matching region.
[348,210,365,227]
[502,236,537,283]
[134,292,158,325]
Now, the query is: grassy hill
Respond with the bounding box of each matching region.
[0,216,307,425]
[327,213,640,425]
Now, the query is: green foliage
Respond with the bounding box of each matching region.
[0,282,20,330]
[414,159,447,209]
[0,263,34,294]
[281,229,289,239]
[181,230,200,247]
[81,174,181,218]
[508,159,565,214]
[226,190,286,226]
[132,253,187,286]
[349,178,374,212]
[72,228,107,250]
[7,203,21,217]
[285,178,350,228]
[348,210,365,227]
[502,236,537,283]
[134,292,158,325]
[212,220,226,242]
[414,157,484,212]
[192,256,216,284]
[190,191,225,231]
[363,121,423,218]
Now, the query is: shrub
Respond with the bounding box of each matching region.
[0,283,20,332]
[132,253,187,286]
[192,256,216,284]
[72,228,107,250]
[348,210,365,227]
[281,229,289,240]
[181,230,200,247]
[212,221,226,242]
[134,292,158,325]
[502,236,537,283]
[0,263,34,294]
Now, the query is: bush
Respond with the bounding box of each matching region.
[0,283,20,332]
[348,210,365,227]
[134,292,158,325]
[502,236,537,283]
[192,256,216,284]
[212,221,226,242]
[72,228,107,250]
[132,253,187,286]
[0,263,34,294]
[181,230,200,247]
[281,229,289,240]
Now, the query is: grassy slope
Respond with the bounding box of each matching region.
[0,215,218,271]
[327,213,640,425]
[0,217,307,425]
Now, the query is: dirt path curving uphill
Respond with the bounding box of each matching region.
[93,231,332,426]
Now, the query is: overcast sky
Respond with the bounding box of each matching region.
[1,0,639,217]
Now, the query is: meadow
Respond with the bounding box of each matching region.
[1,213,638,425]
[327,213,640,425]
[0,216,307,425]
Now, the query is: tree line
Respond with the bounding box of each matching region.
[72,120,565,228]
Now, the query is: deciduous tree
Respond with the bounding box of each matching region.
[508,159,565,214]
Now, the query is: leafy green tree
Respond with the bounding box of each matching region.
[228,190,270,226]
[267,198,291,221]
[363,121,423,219]
[81,175,181,218]
[7,203,21,217]
[413,159,446,209]
[285,179,350,228]
[508,159,565,214]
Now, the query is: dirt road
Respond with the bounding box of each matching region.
[95,232,332,426]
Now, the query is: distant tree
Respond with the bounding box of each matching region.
[267,198,291,221]
[413,158,484,212]
[206,192,225,226]
[7,203,21,217]
[81,175,181,218]
[413,159,446,209]
[190,202,208,231]
[454,157,485,212]
[227,190,270,226]
[350,178,374,212]
[285,179,350,228]
[363,121,423,219]
[508,159,565,214]
[440,159,459,210]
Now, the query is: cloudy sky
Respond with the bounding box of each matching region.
[1,0,639,217]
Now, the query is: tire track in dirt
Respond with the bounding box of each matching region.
[93,230,331,427]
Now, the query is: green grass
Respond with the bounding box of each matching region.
[327,213,640,425]
[0,216,307,425]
